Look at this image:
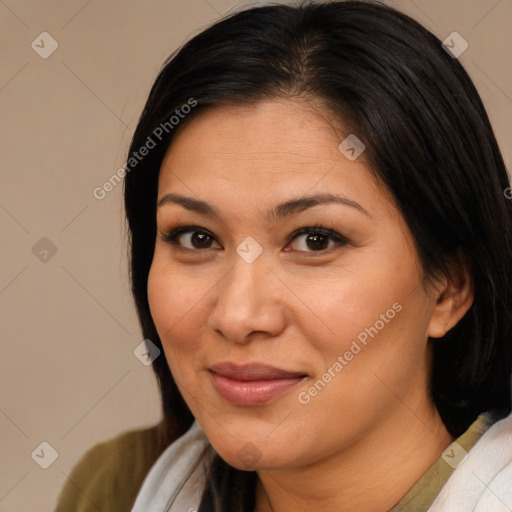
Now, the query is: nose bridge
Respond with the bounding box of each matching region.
[208,249,286,342]
[220,252,268,313]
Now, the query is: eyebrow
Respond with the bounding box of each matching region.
[157,192,371,221]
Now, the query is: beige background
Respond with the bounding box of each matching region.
[0,0,511,510]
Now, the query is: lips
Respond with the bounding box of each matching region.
[209,362,307,406]
[209,362,306,380]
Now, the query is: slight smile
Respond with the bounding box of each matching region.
[209,363,308,406]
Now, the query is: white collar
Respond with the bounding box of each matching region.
[428,410,512,511]
[131,420,208,512]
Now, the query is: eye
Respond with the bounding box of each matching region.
[286,225,347,253]
[160,226,222,250]
[160,224,347,253]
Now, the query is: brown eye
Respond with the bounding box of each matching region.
[160,227,222,250]
[289,232,335,251]
[188,231,215,248]
[286,226,347,253]
[305,233,330,250]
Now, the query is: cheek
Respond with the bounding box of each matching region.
[147,259,212,358]
[287,268,406,357]
[291,251,430,378]
[291,276,432,438]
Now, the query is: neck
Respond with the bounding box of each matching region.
[254,404,454,512]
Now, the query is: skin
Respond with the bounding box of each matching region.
[147,99,474,512]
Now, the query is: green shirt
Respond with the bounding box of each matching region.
[55,422,168,512]
[55,413,492,512]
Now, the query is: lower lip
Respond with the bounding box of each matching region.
[210,372,306,406]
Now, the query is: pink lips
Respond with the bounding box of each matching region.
[209,362,307,406]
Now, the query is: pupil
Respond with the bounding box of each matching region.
[192,232,211,248]
[307,233,328,250]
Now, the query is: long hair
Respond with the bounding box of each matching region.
[123,1,512,509]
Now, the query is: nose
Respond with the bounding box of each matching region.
[207,253,287,344]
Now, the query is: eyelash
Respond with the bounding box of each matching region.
[159,224,349,254]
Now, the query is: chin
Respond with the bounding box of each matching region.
[206,430,291,471]
[222,445,286,471]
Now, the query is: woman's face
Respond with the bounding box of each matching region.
[148,99,444,470]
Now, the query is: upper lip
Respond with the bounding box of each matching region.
[209,362,307,381]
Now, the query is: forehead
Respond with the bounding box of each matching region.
[158,99,375,193]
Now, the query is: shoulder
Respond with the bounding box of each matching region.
[55,421,170,512]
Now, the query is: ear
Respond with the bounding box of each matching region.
[427,250,474,339]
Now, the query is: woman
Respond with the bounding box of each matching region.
[56,1,512,511]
